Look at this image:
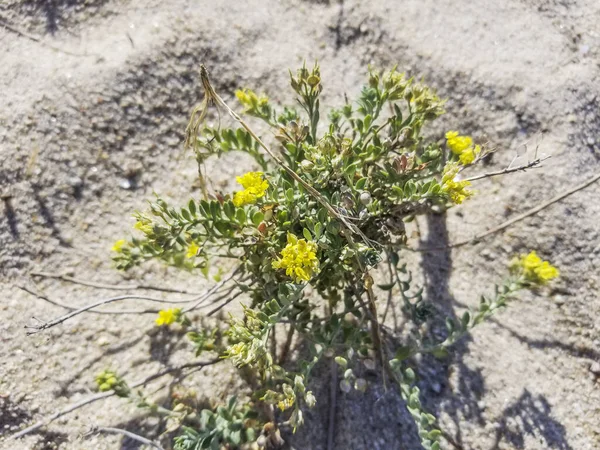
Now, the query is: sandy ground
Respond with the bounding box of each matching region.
[1,0,600,449]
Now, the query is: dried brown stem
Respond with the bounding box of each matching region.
[11,358,221,440]
[417,170,600,251]
[18,285,163,315]
[87,427,165,450]
[30,271,203,295]
[464,156,550,182]
[0,16,93,57]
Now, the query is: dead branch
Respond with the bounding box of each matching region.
[0,16,93,57]
[30,271,204,295]
[87,426,165,450]
[464,155,551,182]
[11,358,221,440]
[181,266,242,313]
[24,294,194,335]
[417,170,600,251]
[18,285,164,315]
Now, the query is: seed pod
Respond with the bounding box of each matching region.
[359,192,372,205]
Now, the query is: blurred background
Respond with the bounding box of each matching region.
[1,0,599,449]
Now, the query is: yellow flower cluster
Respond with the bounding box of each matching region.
[512,251,559,284]
[112,239,127,253]
[272,233,319,283]
[235,89,269,110]
[186,242,199,258]
[155,308,181,326]
[232,171,269,207]
[95,370,120,392]
[441,163,473,204]
[446,130,481,165]
[134,218,152,234]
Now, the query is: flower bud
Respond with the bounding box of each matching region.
[305,391,316,408]
[355,378,367,392]
[359,192,372,205]
[334,356,348,368]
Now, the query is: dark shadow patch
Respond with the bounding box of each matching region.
[492,389,573,450]
[572,93,600,159]
[2,195,20,239]
[492,319,600,362]
[31,183,72,248]
[4,0,113,35]
[53,333,147,398]
[418,212,486,448]
[0,395,33,432]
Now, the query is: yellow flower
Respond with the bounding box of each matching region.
[441,163,473,204]
[446,131,480,165]
[134,219,152,234]
[186,242,199,258]
[272,233,319,283]
[446,130,473,155]
[112,239,127,253]
[535,261,560,282]
[511,251,559,284]
[458,144,481,165]
[522,251,542,271]
[155,308,181,326]
[232,171,269,207]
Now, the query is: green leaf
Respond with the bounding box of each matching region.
[377,282,395,291]
[461,311,471,328]
[314,222,323,238]
[355,177,368,190]
[252,211,264,226]
[428,430,442,440]
[223,201,235,219]
[199,200,210,217]
[431,347,449,359]
[235,208,246,224]
[285,188,294,203]
[209,201,220,219]
[230,429,241,446]
[181,208,191,221]
[189,200,197,216]
[395,346,412,361]
[303,228,312,241]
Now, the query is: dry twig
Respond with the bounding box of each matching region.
[30,271,204,295]
[11,359,221,440]
[0,16,93,57]
[417,170,600,251]
[464,155,550,182]
[86,426,165,450]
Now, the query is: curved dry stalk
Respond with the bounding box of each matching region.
[23,267,244,330]
[18,285,163,315]
[0,16,94,57]
[464,155,550,182]
[30,271,204,295]
[87,426,165,450]
[181,266,243,313]
[416,170,600,252]
[11,358,222,440]
[24,294,199,334]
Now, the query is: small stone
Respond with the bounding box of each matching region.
[589,361,600,376]
[119,179,132,190]
[579,44,590,56]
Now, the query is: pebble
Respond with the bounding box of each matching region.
[119,178,133,190]
[589,361,600,376]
